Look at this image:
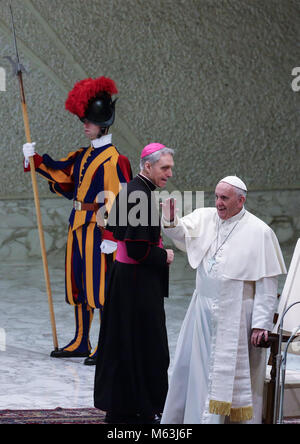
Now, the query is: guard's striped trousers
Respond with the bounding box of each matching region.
[62,223,114,354]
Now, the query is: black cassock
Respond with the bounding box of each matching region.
[94,175,170,416]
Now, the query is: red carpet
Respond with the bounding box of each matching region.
[0,407,106,424]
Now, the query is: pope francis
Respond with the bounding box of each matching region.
[161,176,286,424]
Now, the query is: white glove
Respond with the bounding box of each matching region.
[100,240,117,254]
[23,142,36,168]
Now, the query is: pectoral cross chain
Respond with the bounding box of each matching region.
[207,212,246,273]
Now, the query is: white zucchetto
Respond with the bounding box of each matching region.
[219,175,247,192]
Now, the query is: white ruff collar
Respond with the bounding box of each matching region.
[91,134,112,149]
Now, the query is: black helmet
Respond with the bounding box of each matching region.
[65,76,118,128]
[81,92,117,127]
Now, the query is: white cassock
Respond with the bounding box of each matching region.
[161,207,286,424]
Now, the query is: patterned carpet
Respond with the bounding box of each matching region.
[0,407,106,424]
[283,417,300,424]
[1,407,298,425]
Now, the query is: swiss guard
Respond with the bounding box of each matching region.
[22,76,132,365]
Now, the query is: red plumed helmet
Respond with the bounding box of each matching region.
[65,76,118,126]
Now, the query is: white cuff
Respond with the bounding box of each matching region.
[252,276,278,331]
[100,240,117,254]
[161,214,179,228]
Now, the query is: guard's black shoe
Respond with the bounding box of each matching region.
[50,348,90,358]
[83,355,97,366]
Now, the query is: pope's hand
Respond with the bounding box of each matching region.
[23,142,36,168]
[161,198,176,222]
[251,328,268,346]
[100,240,117,254]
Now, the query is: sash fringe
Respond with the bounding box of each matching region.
[209,400,231,416]
[230,406,253,422]
[209,400,253,422]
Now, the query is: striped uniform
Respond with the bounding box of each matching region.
[26,142,132,354]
